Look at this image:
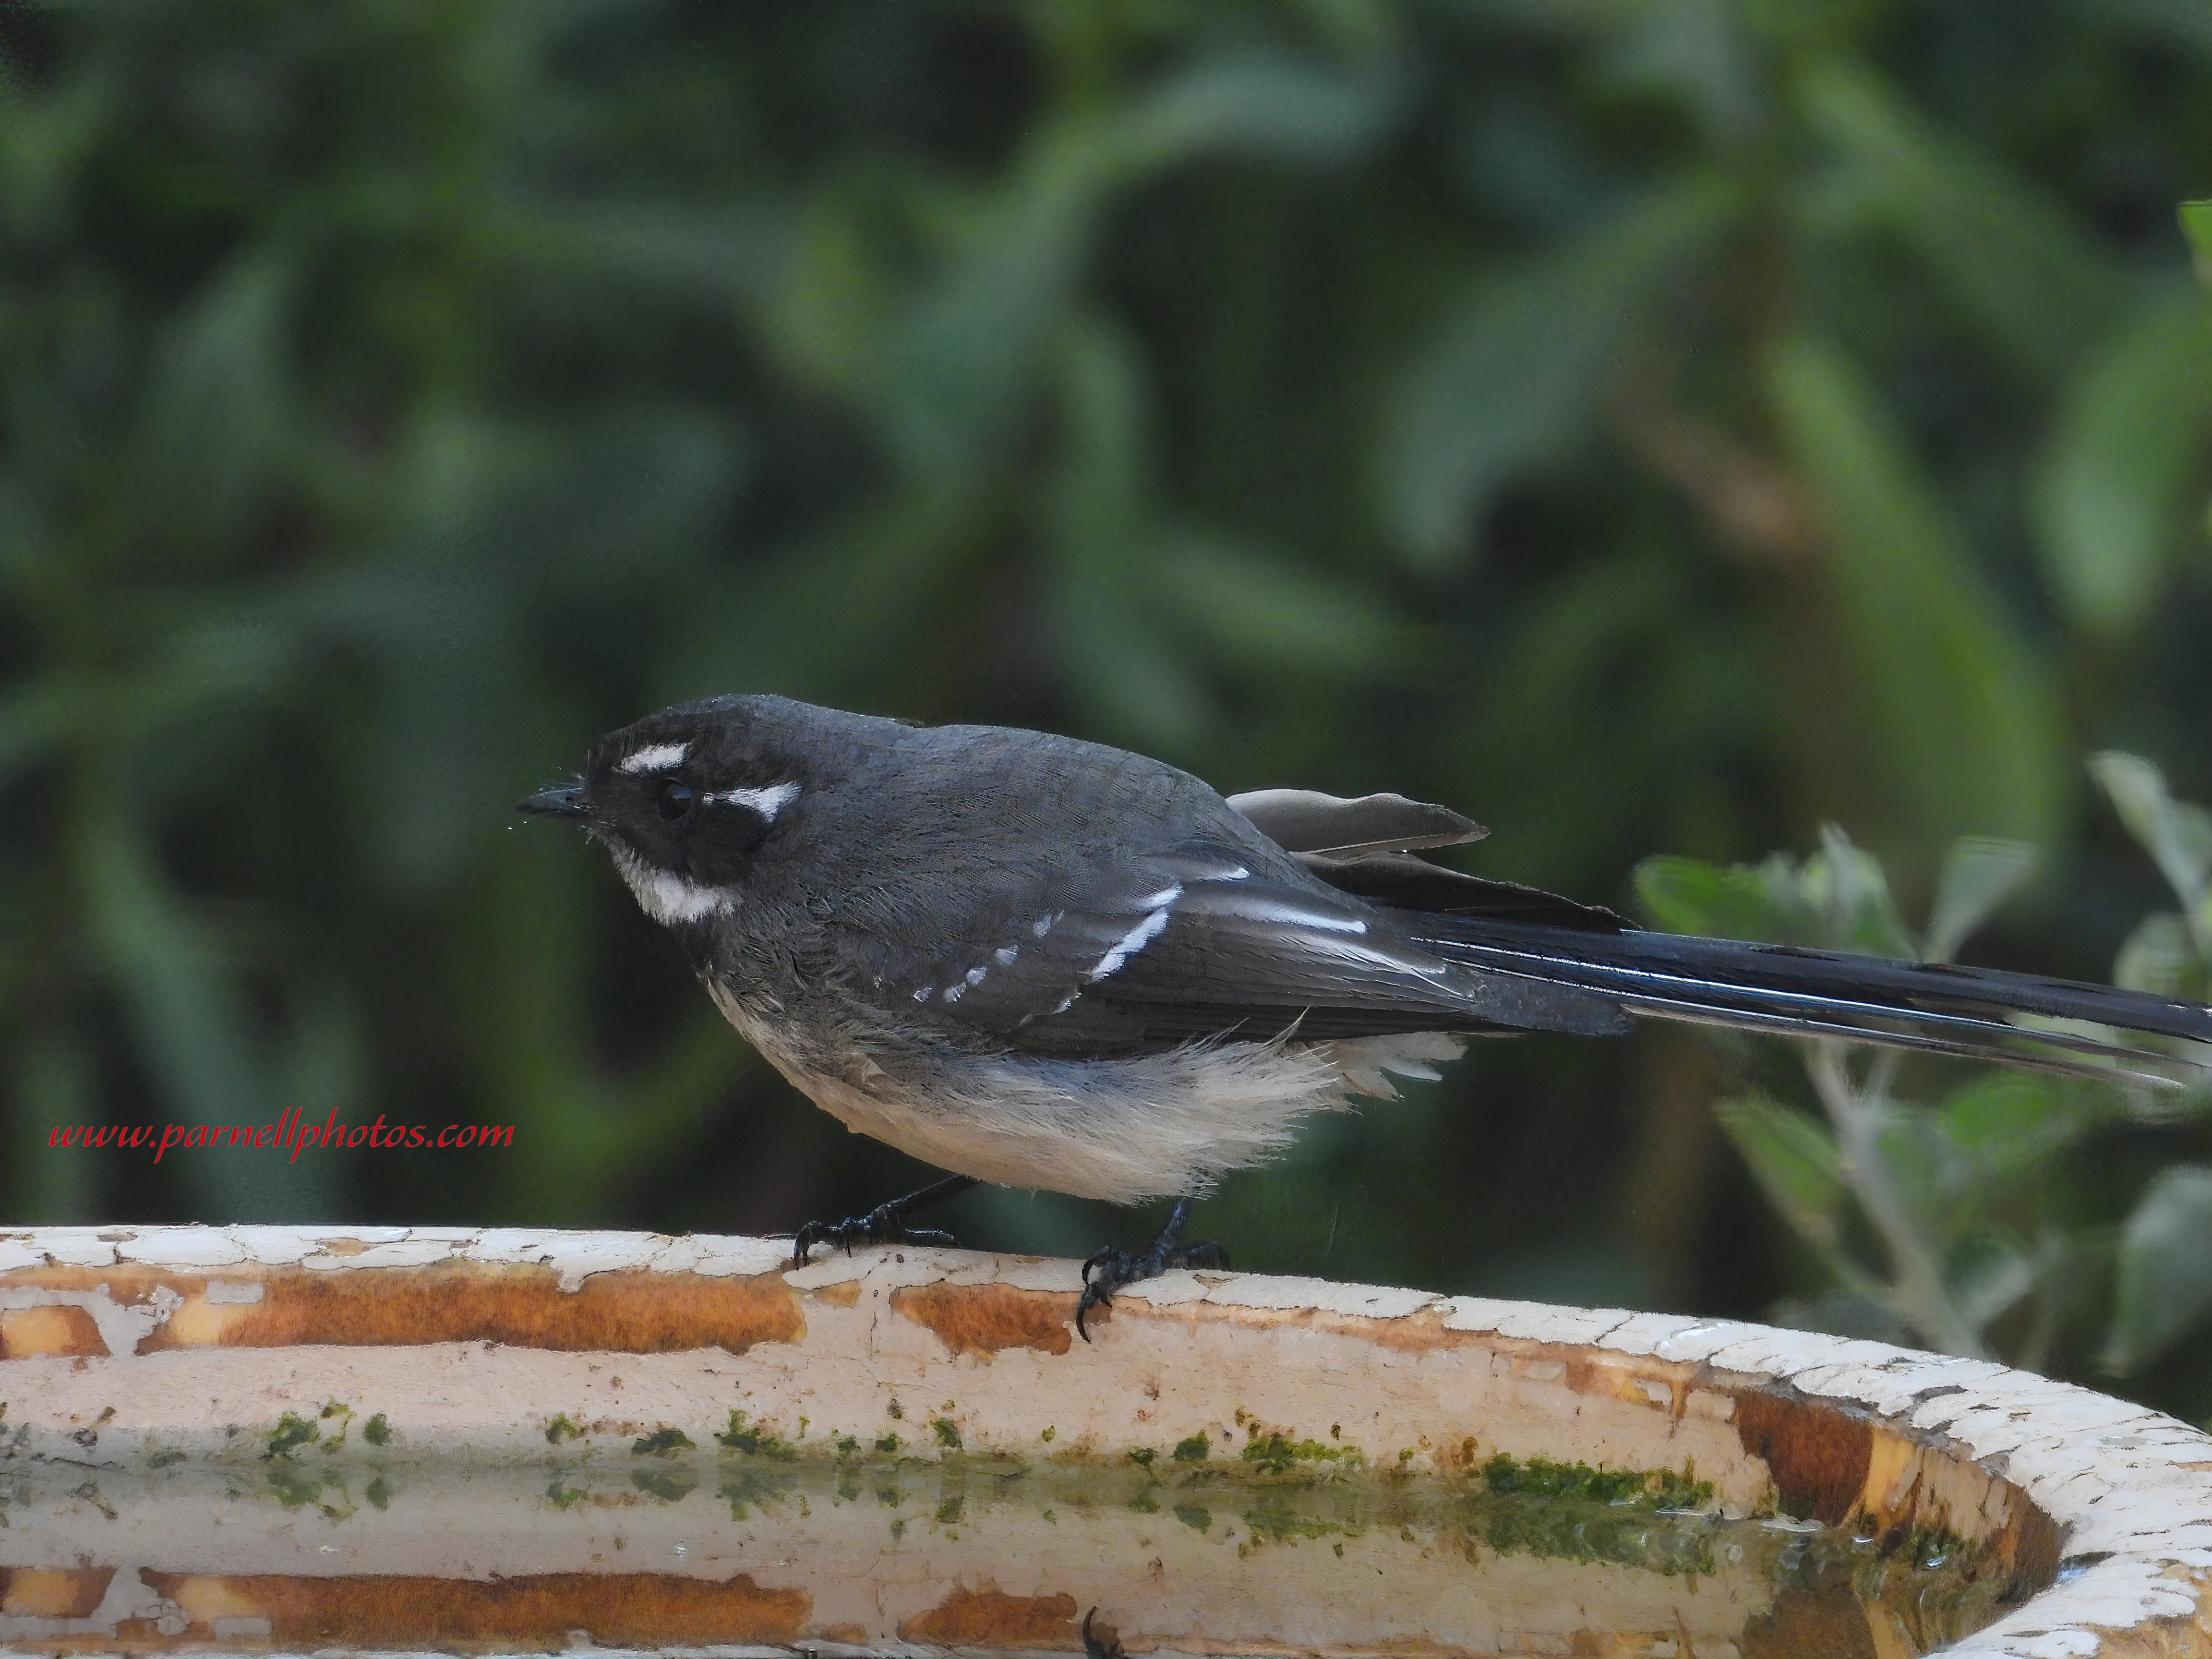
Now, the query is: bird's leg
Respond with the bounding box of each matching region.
[1075,1194,1228,1342]
[791,1173,980,1267]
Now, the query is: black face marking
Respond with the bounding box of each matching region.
[577,712,811,898]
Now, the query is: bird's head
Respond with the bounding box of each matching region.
[519,695,818,928]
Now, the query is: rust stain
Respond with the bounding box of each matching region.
[1730,1390,1872,1527]
[891,1282,1073,1358]
[1,1567,113,1620]
[143,1569,809,1649]
[137,1265,805,1357]
[809,1278,861,1308]
[0,1262,806,1358]
[0,1303,107,1360]
[1356,1636,1465,1657]
[898,1583,1079,1647]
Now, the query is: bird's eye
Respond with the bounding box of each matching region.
[657,780,694,820]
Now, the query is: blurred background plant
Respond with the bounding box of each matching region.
[1641,753,2212,1378]
[3,2,2210,1416]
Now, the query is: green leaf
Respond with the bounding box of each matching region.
[1946,1233,2035,1334]
[2183,201,2212,288]
[1936,1071,2115,1187]
[127,244,298,553]
[72,817,330,1220]
[2089,751,2212,917]
[2112,913,2209,1003]
[1766,333,2066,855]
[1797,58,2117,380]
[1923,837,2038,965]
[874,51,1395,493]
[1636,853,1818,944]
[1714,1094,1845,1251]
[873,133,1103,488]
[0,681,69,794]
[1809,825,1917,960]
[2104,1165,2212,1373]
[1637,838,1914,956]
[1107,48,1400,178]
[1156,536,1410,675]
[1377,176,1731,568]
[14,1038,99,1222]
[1045,318,1210,749]
[1872,1103,1954,1232]
[2032,286,2212,632]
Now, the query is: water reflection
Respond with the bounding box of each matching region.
[0,1455,2016,1656]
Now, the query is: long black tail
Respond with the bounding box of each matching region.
[1410,917,2212,1083]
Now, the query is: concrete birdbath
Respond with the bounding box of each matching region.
[3,1225,2210,1658]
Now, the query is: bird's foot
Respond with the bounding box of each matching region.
[791,1174,978,1267]
[1082,1609,1124,1659]
[1075,1195,1226,1342]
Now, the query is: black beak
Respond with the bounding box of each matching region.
[518,783,587,817]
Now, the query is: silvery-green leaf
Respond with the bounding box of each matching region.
[1715,1094,1845,1251]
[1924,837,2038,965]
[2090,752,2212,915]
[2032,287,2212,633]
[2104,1166,2212,1373]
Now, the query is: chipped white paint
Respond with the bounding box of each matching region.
[704,780,800,818]
[0,1223,2208,1657]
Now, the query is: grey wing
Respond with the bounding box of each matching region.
[1226,788,1486,856]
[856,839,1627,1056]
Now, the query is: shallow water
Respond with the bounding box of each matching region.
[0,1453,2023,1656]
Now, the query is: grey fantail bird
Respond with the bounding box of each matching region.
[520,694,2212,1337]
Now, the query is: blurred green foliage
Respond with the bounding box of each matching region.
[1642,761,2212,1375]
[4,4,2211,1414]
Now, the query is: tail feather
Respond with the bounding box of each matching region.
[1408,919,2212,1085]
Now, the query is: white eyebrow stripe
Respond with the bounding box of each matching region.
[618,742,690,775]
[706,781,802,819]
[1089,886,1182,981]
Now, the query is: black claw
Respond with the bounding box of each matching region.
[791,1213,960,1267]
[1082,1608,1124,1659]
[789,1174,979,1268]
[1073,1195,1226,1342]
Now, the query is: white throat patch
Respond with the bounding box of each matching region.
[607,840,736,926]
